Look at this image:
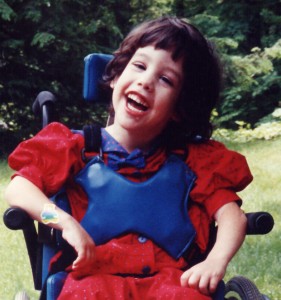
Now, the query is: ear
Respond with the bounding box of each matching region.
[110,77,119,89]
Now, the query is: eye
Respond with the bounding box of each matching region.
[132,62,146,70]
[160,75,173,87]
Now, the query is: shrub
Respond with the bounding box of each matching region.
[213,108,281,143]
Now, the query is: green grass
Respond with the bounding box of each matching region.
[0,137,280,299]
[0,161,39,300]
[224,138,281,300]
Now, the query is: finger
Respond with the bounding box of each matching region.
[198,275,211,295]
[180,271,191,287]
[72,246,95,269]
[72,248,87,269]
[186,273,200,290]
[209,275,220,294]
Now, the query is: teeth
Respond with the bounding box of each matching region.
[127,93,148,108]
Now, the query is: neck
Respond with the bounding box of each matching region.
[105,124,156,153]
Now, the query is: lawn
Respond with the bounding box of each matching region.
[0,137,280,300]
[223,137,281,300]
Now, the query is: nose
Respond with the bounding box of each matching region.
[137,71,154,92]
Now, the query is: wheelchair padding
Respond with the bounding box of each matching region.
[42,244,58,288]
[76,154,197,260]
[213,281,225,300]
[47,271,67,300]
[83,53,113,102]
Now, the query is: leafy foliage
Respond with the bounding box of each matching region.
[0,0,281,154]
[217,40,281,127]
[176,0,281,128]
[0,0,129,144]
[213,108,281,143]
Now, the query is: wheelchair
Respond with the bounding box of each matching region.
[4,53,274,300]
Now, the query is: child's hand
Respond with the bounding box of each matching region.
[180,257,227,295]
[181,202,247,296]
[61,216,96,273]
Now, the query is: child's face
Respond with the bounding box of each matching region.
[110,46,184,141]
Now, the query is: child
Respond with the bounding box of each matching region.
[5,17,253,299]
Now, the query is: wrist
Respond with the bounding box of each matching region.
[206,252,230,267]
[41,204,74,231]
[41,203,60,225]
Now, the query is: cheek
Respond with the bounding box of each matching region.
[110,88,119,112]
[110,75,121,89]
[164,96,180,121]
[111,84,126,112]
[157,102,177,122]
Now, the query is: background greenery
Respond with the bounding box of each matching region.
[223,138,281,300]
[1,137,280,299]
[1,0,281,155]
[0,1,280,299]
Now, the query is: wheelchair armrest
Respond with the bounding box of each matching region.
[3,207,34,230]
[245,212,274,235]
[32,91,57,128]
[3,207,43,289]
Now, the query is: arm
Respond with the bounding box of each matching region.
[181,201,247,295]
[5,176,96,271]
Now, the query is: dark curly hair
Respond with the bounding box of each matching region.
[103,16,222,141]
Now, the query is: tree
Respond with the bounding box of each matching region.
[0,0,130,141]
[1,0,280,153]
[171,0,281,128]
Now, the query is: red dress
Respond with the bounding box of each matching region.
[8,122,253,299]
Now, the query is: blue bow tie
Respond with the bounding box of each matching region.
[101,129,146,170]
[107,150,146,171]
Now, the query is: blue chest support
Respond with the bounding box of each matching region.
[75,155,196,260]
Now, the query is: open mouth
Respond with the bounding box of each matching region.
[127,93,148,112]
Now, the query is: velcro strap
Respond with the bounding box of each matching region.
[82,124,102,153]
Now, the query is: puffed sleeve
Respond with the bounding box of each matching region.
[8,122,85,196]
[187,139,253,219]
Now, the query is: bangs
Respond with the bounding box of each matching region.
[137,25,191,61]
